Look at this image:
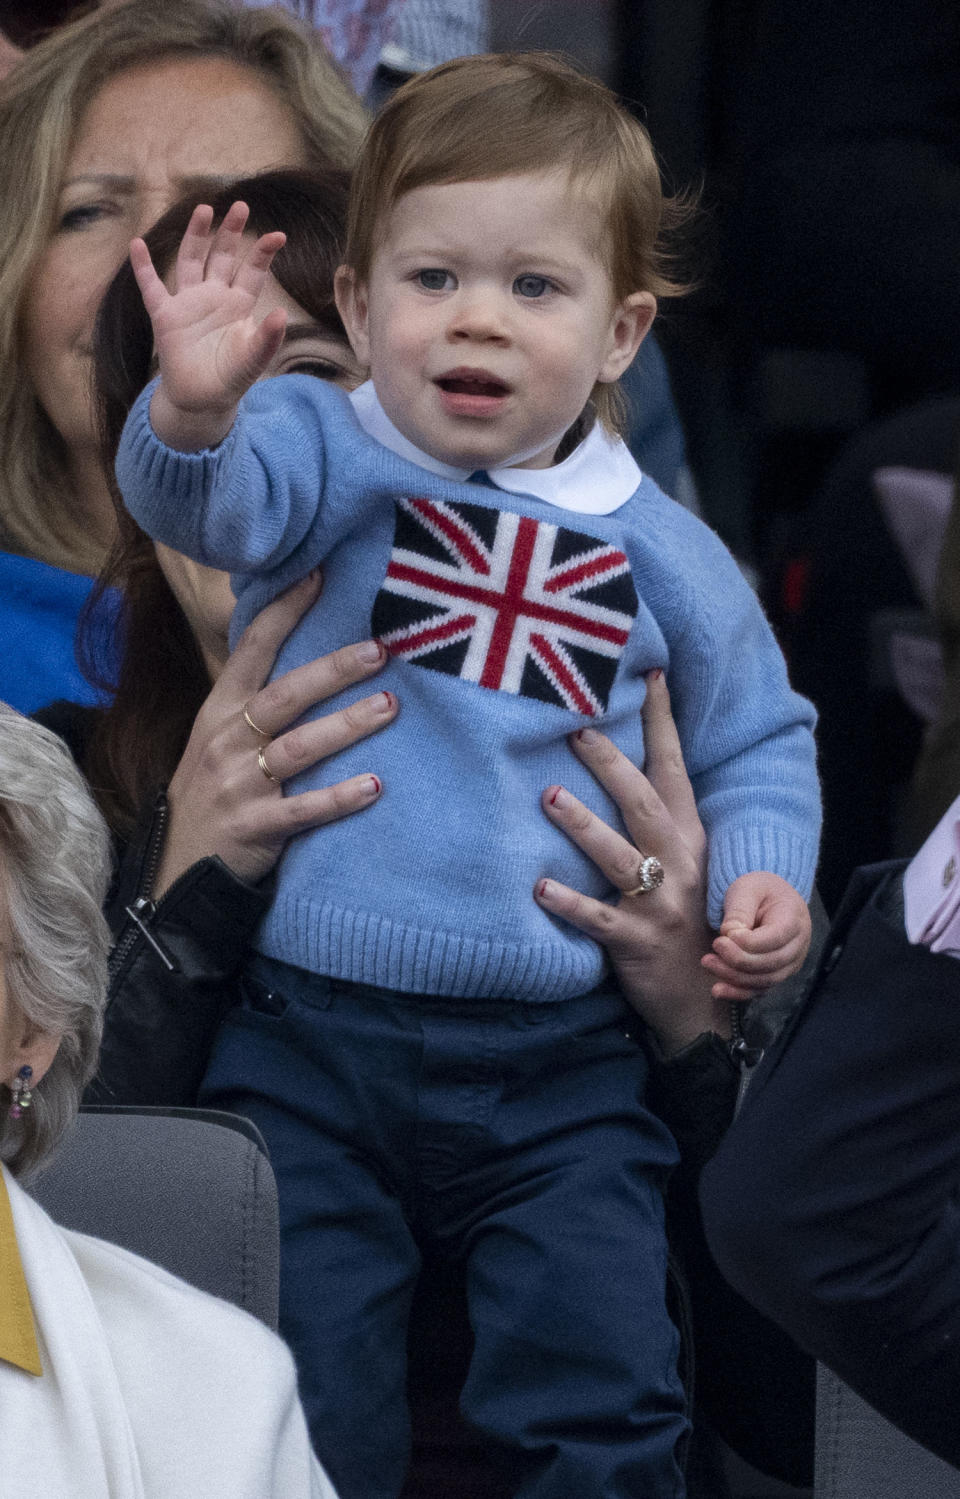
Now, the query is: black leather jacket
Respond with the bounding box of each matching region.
[35,700,270,1106]
[91,787,272,1106]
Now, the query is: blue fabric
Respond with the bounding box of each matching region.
[379,0,489,73]
[117,375,820,993]
[0,550,119,714]
[200,959,687,1499]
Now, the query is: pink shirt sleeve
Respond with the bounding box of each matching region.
[904,793,960,953]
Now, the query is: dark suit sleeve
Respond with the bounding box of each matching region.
[700,862,960,1469]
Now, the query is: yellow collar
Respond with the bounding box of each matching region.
[0,1170,42,1375]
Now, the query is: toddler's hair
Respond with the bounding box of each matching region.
[345,52,689,433]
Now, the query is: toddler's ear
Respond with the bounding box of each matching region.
[334,265,371,366]
[598,291,656,384]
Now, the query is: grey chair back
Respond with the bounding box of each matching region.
[28,1106,279,1329]
[815,1364,960,1497]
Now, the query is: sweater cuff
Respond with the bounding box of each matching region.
[706,823,818,928]
[115,378,242,536]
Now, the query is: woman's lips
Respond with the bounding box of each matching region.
[435,370,510,417]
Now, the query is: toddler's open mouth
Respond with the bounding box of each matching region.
[435,370,510,399]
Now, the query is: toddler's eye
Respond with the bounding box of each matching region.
[514,274,552,299]
[417,268,454,291]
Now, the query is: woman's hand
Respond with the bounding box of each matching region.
[535,671,731,1055]
[153,569,397,897]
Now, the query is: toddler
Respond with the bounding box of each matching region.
[117,53,820,1499]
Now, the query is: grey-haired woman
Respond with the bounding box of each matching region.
[0,702,338,1498]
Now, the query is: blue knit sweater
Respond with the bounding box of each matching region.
[117,377,820,1001]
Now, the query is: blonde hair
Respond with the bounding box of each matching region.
[0,0,366,574]
[0,705,112,1179]
[345,52,690,434]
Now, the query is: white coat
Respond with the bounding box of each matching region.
[0,1165,337,1499]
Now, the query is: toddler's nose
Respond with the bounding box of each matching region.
[448,290,510,343]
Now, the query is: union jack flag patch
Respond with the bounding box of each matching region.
[371,496,638,717]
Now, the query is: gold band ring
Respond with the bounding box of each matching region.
[243,702,271,739]
[257,745,281,784]
[623,854,665,898]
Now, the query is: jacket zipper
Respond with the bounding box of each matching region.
[108,793,179,979]
[728,1001,764,1112]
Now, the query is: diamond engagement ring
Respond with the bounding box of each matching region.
[623,855,665,897]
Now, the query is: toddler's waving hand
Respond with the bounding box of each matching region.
[130,200,286,452]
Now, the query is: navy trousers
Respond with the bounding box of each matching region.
[200,959,688,1499]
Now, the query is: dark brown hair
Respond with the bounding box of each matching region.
[81,168,352,836]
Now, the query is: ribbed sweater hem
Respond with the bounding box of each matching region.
[257,895,607,1002]
[707,824,817,929]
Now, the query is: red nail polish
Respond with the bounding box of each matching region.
[367,775,381,796]
[380,691,395,710]
[536,879,549,898]
[548,787,562,806]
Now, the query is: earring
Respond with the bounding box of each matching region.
[9,1065,33,1120]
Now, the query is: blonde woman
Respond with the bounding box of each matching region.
[0,0,365,712]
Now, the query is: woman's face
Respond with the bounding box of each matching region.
[20,55,307,462]
[155,264,364,677]
[0,926,13,1076]
[0,882,59,1095]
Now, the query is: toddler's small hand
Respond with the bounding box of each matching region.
[718,916,749,938]
[701,871,812,1002]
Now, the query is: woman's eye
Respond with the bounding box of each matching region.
[285,359,341,379]
[57,202,112,232]
[416,268,454,292]
[514,274,553,299]
[281,358,358,390]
